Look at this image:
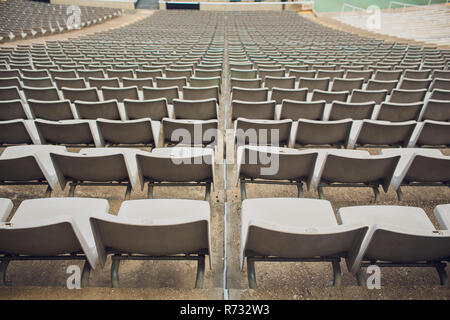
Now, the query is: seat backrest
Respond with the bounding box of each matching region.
[0,120,33,145]
[264,76,295,90]
[0,87,22,101]
[75,100,121,120]
[102,86,139,102]
[389,89,427,103]
[295,119,352,147]
[173,98,217,120]
[0,99,27,120]
[28,99,74,121]
[21,76,53,88]
[88,77,120,89]
[182,86,219,102]
[23,86,60,101]
[329,101,375,120]
[350,89,388,104]
[51,152,129,186]
[311,89,349,104]
[162,119,218,146]
[62,87,99,102]
[97,119,155,146]
[280,100,325,120]
[232,100,276,121]
[298,77,330,92]
[143,86,179,104]
[35,120,94,145]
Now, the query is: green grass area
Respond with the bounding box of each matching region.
[313,0,447,12]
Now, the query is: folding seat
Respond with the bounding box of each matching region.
[173,98,217,120]
[292,119,352,148]
[117,76,152,90]
[298,77,330,92]
[54,77,86,90]
[75,100,122,120]
[331,78,364,92]
[231,78,262,89]
[77,69,105,81]
[89,198,211,288]
[61,87,100,103]
[0,197,110,287]
[136,147,214,200]
[350,89,388,104]
[88,77,120,89]
[0,77,22,90]
[194,69,221,78]
[28,99,77,121]
[102,86,139,102]
[366,79,398,93]
[374,70,402,81]
[155,77,187,91]
[162,118,218,147]
[430,78,450,91]
[35,119,100,147]
[0,120,37,146]
[49,69,77,80]
[258,69,285,81]
[409,121,450,147]
[338,204,449,286]
[398,78,432,90]
[189,76,221,89]
[231,87,268,102]
[429,88,450,101]
[289,69,316,81]
[182,86,219,102]
[143,86,179,104]
[389,89,427,103]
[316,150,400,201]
[232,100,276,121]
[143,65,166,73]
[230,69,258,80]
[21,76,53,88]
[240,198,369,288]
[230,62,253,70]
[106,70,134,81]
[420,99,450,122]
[234,118,292,147]
[0,145,66,196]
[236,145,318,199]
[270,87,307,105]
[432,70,450,80]
[311,90,349,104]
[349,120,416,149]
[135,69,163,79]
[165,68,192,80]
[275,93,325,119]
[264,76,295,90]
[381,148,449,200]
[345,69,373,82]
[97,119,159,148]
[328,101,375,121]
[0,86,25,101]
[376,101,423,122]
[50,148,138,199]
[403,69,431,79]
[0,69,21,79]
[0,99,31,120]
[316,70,344,81]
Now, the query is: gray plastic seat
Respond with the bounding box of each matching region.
[124,98,169,121]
